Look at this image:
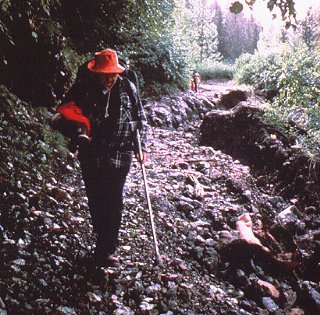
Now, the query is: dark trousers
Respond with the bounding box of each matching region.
[79,154,129,258]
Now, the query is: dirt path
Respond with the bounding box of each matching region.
[199,80,242,94]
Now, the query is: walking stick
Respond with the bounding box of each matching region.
[136,128,162,265]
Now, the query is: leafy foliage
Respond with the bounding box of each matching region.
[198,61,234,81]
[297,8,320,50]
[0,0,302,104]
[0,0,73,105]
[229,1,243,14]
[231,0,296,27]
[234,40,320,156]
[173,0,222,67]
[234,46,285,93]
[0,84,73,228]
[126,1,189,94]
[0,85,69,173]
[0,0,189,104]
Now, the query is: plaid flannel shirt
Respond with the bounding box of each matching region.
[64,76,148,169]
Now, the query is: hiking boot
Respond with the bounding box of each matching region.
[105,255,119,267]
[95,254,119,268]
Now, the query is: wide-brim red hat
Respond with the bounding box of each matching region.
[87,49,125,74]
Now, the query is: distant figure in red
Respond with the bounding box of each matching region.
[191,71,201,93]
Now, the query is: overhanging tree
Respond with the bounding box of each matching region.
[230,0,296,27]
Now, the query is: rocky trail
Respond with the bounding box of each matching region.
[1,82,320,314]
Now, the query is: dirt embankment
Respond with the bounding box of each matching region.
[200,86,320,209]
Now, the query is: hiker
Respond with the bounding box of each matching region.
[50,48,148,267]
[192,71,201,93]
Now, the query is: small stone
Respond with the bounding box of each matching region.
[287,308,304,315]
[56,306,77,314]
[176,201,194,214]
[44,217,53,226]
[178,162,189,169]
[140,301,155,311]
[87,292,102,302]
[301,281,320,312]
[178,262,188,271]
[17,239,25,247]
[53,223,61,231]
[12,259,26,266]
[262,297,278,312]
[205,238,215,246]
[114,306,134,315]
[0,297,5,308]
[146,284,161,294]
[257,279,280,299]
[38,279,48,287]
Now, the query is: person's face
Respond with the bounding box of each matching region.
[98,73,118,89]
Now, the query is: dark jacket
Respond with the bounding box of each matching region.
[58,76,148,168]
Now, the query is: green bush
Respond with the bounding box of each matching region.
[269,44,320,156]
[233,53,256,85]
[198,61,234,81]
[234,44,291,93]
[0,85,69,180]
[234,42,320,157]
